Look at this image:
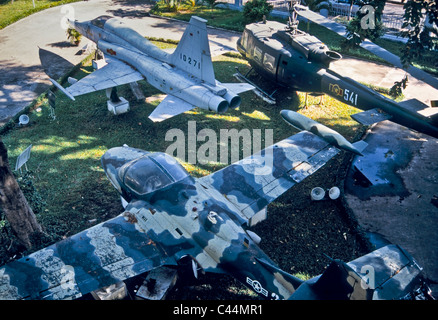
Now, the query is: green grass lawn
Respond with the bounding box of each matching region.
[0,0,82,29]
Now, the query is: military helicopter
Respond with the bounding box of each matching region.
[236,1,438,139]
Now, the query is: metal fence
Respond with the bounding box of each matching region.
[381,13,405,31]
[217,0,406,32]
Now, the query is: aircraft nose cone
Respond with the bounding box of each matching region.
[66,18,80,32]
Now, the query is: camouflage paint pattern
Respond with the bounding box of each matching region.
[289,244,426,300]
[0,131,340,300]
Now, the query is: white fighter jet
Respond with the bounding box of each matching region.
[50,15,254,122]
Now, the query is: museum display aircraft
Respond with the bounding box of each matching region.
[235,1,438,139]
[0,117,431,300]
[50,15,254,122]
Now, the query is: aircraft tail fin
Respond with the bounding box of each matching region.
[170,16,216,86]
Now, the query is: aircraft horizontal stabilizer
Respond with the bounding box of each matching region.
[255,257,303,293]
[219,82,255,95]
[148,95,195,122]
[397,98,430,113]
[397,98,438,126]
[350,108,392,126]
[352,140,368,154]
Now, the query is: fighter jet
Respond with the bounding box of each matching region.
[0,127,430,300]
[50,15,254,122]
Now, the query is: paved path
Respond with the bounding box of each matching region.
[0,0,240,126]
[296,7,438,91]
[1,0,437,297]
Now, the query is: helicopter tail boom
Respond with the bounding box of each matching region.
[319,69,438,139]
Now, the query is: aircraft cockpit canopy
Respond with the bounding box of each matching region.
[119,153,189,196]
[91,15,113,28]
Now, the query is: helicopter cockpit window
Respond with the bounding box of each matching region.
[263,53,275,71]
[253,46,263,63]
[120,153,188,196]
[241,31,249,48]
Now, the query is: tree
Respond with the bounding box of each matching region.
[301,0,331,14]
[401,0,438,67]
[242,0,274,24]
[343,0,437,68]
[343,0,386,50]
[0,139,42,249]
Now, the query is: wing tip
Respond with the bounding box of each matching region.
[49,78,75,101]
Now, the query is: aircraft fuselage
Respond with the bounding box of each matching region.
[101,147,302,300]
[70,17,229,114]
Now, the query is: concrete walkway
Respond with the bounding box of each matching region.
[296,7,438,91]
[0,0,240,126]
[0,0,437,297]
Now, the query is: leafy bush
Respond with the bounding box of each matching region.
[342,9,384,51]
[66,28,82,46]
[242,0,273,24]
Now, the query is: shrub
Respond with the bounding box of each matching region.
[242,0,273,24]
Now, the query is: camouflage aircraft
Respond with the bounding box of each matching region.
[0,124,431,300]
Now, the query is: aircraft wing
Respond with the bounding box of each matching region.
[350,108,393,126]
[198,131,340,223]
[50,57,144,100]
[0,201,193,300]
